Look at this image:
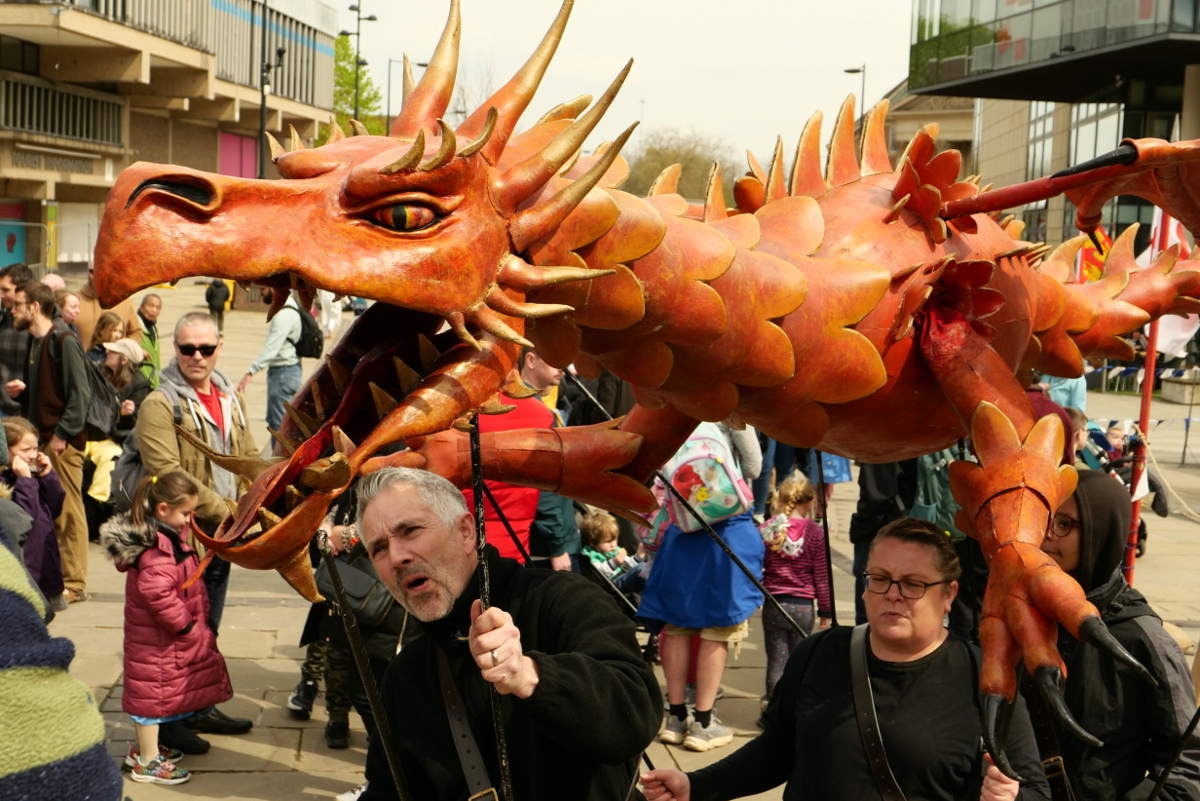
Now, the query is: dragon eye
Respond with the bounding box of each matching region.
[373,204,437,232]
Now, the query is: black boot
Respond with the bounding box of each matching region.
[185,706,253,735]
[159,720,211,754]
[325,719,350,749]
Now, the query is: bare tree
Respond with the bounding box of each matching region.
[622,128,737,203]
[445,60,496,128]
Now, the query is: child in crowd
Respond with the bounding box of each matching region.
[759,472,832,703]
[100,473,233,786]
[1107,425,1127,455]
[2,417,67,611]
[581,511,647,594]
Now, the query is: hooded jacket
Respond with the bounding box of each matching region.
[1055,470,1200,801]
[134,359,255,532]
[100,513,231,718]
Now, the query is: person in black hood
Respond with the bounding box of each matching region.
[355,466,662,801]
[1041,469,1200,801]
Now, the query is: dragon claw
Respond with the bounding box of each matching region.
[1078,616,1158,687]
[982,694,1024,783]
[1034,665,1103,748]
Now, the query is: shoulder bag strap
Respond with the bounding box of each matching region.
[435,648,499,801]
[1023,684,1077,801]
[850,623,907,801]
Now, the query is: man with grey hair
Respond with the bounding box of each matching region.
[355,466,661,801]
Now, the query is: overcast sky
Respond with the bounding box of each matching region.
[341,0,914,169]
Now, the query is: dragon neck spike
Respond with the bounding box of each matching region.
[648,163,682,196]
[419,120,457,170]
[350,119,369,137]
[446,311,481,350]
[390,0,461,139]
[746,150,767,184]
[765,135,787,202]
[264,131,285,162]
[826,94,862,187]
[326,116,346,144]
[537,94,593,125]
[456,0,575,163]
[789,109,825,198]
[492,60,633,213]
[379,129,427,175]
[484,285,575,319]
[497,253,615,291]
[860,99,892,175]
[458,106,498,158]
[703,161,728,222]
[288,124,306,152]
[464,305,534,348]
[402,54,415,105]
[508,122,638,253]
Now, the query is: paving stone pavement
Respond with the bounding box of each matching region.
[49,279,1200,799]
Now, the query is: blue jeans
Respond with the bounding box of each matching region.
[753,437,777,515]
[266,362,303,437]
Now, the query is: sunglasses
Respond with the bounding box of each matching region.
[176,343,218,357]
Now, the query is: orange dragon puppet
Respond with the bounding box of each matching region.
[93,0,1200,774]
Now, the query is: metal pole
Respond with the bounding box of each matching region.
[353,7,362,120]
[1125,319,1159,587]
[860,66,866,124]
[257,0,269,179]
[815,453,839,627]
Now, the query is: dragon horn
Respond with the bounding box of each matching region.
[498,254,615,291]
[391,0,461,138]
[419,120,457,170]
[326,116,346,143]
[350,119,369,136]
[537,94,593,125]
[456,0,575,163]
[790,110,824,198]
[264,132,285,162]
[379,130,427,175]
[288,124,306,152]
[860,99,892,175]
[463,305,533,348]
[826,94,861,187]
[764,135,787,202]
[458,107,497,158]
[402,54,415,105]
[508,122,638,252]
[483,285,574,319]
[493,60,633,213]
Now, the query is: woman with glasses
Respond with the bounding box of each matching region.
[642,517,1049,801]
[1040,470,1200,801]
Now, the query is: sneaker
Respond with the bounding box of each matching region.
[325,719,350,749]
[659,713,690,745]
[62,588,87,604]
[125,743,184,768]
[336,783,368,801]
[130,757,190,785]
[287,679,319,720]
[683,715,734,752]
[159,720,211,754]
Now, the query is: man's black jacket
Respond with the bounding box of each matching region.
[360,545,662,801]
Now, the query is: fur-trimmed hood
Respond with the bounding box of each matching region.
[100,514,161,569]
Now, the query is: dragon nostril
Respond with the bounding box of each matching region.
[126,178,214,209]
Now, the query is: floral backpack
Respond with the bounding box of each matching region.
[661,422,754,532]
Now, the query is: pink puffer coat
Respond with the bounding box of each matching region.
[100,514,231,717]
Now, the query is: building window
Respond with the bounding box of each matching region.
[0,36,39,77]
[1022,101,1055,243]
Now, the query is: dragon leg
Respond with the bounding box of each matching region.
[919,306,1154,778]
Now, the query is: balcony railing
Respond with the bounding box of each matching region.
[60,0,214,53]
[0,71,123,146]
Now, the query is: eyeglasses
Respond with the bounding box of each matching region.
[176,343,218,357]
[1046,514,1080,541]
[863,573,947,600]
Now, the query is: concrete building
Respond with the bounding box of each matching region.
[0,0,336,271]
[909,0,1192,250]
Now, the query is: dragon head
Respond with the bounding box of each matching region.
[92,0,636,598]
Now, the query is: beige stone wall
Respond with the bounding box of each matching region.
[171,120,219,174]
[977,99,1030,194]
[129,112,170,165]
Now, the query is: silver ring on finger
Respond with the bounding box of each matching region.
[491,649,498,667]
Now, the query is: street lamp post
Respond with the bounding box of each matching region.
[342,4,377,120]
[844,64,867,124]
[258,0,286,179]
[386,59,427,129]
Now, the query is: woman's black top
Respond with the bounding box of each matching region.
[689,627,1051,801]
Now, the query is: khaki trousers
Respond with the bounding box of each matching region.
[45,442,87,592]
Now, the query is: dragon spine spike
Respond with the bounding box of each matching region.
[508,122,638,252]
[324,355,351,392]
[264,132,285,162]
[326,116,346,143]
[391,0,461,138]
[392,356,420,395]
[402,54,415,104]
[456,0,574,162]
[746,150,766,183]
[457,107,498,157]
[1046,234,1089,265]
[484,285,574,319]
[704,161,728,222]
[765,135,787,202]
[310,380,327,419]
[284,402,317,439]
[288,124,305,152]
[284,485,304,511]
[350,119,369,137]
[417,333,441,371]
[790,110,825,198]
[998,213,1016,229]
[332,426,356,455]
[826,94,861,187]
[259,508,282,529]
[648,163,683,196]
[464,305,533,347]
[493,59,633,213]
[379,130,427,175]
[447,310,482,349]
[420,120,457,170]
[1103,222,1140,276]
[537,94,592,125]
[268,427,298,456]
[884,194,910,224]
[860,99,893,175]
[497,253,615,291]
[369,382,399,417]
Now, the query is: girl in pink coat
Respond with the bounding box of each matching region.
[100,472,232,786]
